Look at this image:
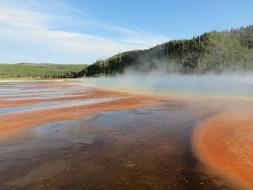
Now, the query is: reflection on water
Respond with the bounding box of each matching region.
[0,81,89,99]
[0,81,238,190]
[0,104,230,190]
[0,97,117,115]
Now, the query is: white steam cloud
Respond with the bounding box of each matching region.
[81,72,253,98]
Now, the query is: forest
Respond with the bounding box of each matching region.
[84,25,253,76]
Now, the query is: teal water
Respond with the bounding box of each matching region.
[80,74,253,97]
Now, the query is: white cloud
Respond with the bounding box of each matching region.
[0,1,169,64]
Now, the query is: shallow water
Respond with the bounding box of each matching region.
[0,80,245,189]
[0,106,228,190]
[0,97,116,116]
[0,81,87,99]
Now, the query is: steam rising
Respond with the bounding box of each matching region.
[81,72,253,98]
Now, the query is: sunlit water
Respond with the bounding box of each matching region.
[0,79,251,190]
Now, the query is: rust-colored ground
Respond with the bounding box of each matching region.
[193,111,253,189]
[0,88,127,107]
[0,94,156,136]
[1,81,245,190]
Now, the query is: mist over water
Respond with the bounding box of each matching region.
[81,72,253,97]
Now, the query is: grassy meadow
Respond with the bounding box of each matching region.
[0,63,86,79]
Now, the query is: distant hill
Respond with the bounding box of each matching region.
[83,25,253,76]
[2,25,253,79]
[0,63,86,79]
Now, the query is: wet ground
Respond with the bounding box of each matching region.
[0,80,249,190]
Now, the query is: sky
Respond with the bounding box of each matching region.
[0,0,253,64]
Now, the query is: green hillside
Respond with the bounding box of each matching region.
[1,25,253,79]
[0,63,86,79]
[84,25,253,76]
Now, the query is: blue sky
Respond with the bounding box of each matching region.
[0,0,253,64]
